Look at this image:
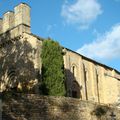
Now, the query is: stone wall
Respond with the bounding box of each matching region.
[0,3,30,34]
[64,48,120,104]
[0,3,41,92]
[0,32,42,92]
[2,94,120,120]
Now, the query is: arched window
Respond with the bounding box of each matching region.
[72,80,82,99]
[7,67,16,88]
[72,66,75,76]
[71,64,77,77]
[7,67,16,81]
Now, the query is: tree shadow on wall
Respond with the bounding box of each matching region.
[43,96,82,120]
[56,68,84,120]
[65,69,82,99]
[0,31,41,94]
[39,69,83,120]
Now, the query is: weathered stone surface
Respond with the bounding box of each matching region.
[2,94,120,120]
[0,33,42,92]
[3,11,14,32]
[0,18,3,34]
[0,3,30,34]
[64,49,120,104]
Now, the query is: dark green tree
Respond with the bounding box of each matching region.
[41,39,65,96]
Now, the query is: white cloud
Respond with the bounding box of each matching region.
[61,0,102,29]
[46,25,53,33]
[77,24,120,60]
[46,24,56,35]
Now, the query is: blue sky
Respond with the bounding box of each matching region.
[0,0,120,71]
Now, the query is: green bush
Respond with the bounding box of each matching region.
[92,105,110,118]
[2,89,17,101]
[40,39,66,96]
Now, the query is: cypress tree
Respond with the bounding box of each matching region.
[41,39,65,96]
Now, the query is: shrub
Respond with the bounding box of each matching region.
[40,39,66,96]
[92,105,110,118]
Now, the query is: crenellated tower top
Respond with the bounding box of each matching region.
[0,3,31,35]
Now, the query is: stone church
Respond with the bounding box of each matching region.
[0,3,120,105]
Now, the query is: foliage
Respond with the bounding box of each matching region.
[92,105,109,118]
[2,88,18,101]
[40,39,65,96]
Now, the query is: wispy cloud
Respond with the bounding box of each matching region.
[46,25,53,33]
[46,24,56,36]
[77,24,120,60]
[61,0,102,29]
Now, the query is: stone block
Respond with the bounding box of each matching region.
[3,11,14,32]
[0,18,2,34]
[14,3,30,27]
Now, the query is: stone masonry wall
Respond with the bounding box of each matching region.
[0,32,42,92]
[64,49,120,104]
[2,94,120,120]
[0,3,30,34]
